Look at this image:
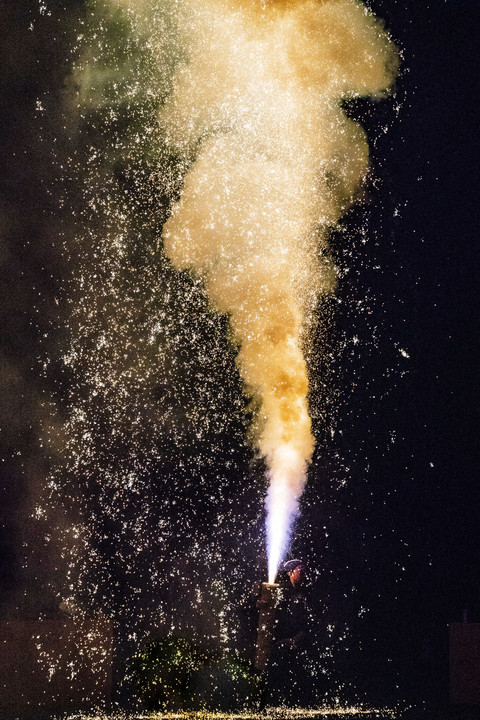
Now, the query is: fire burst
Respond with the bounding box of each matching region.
[152,0,398,579]
[38,0,398,685]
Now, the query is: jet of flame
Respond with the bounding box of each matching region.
[112,0,397,582]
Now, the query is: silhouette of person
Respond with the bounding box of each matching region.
[268,559,317,707]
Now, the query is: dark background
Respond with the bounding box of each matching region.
[0,0,478,711]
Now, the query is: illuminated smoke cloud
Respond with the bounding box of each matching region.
[116,0,397,582]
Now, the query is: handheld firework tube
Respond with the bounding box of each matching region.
[255,582,279,671]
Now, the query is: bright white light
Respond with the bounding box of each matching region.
[266,444,306,584]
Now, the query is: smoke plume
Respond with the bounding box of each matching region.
[117,0,397,581]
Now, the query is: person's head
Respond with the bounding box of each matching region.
[284,559,306,587]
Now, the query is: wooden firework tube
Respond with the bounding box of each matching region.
[255,582,279,671]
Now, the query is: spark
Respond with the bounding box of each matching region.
[31,0,400,708]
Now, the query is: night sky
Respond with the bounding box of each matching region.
[0,0,478,709]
